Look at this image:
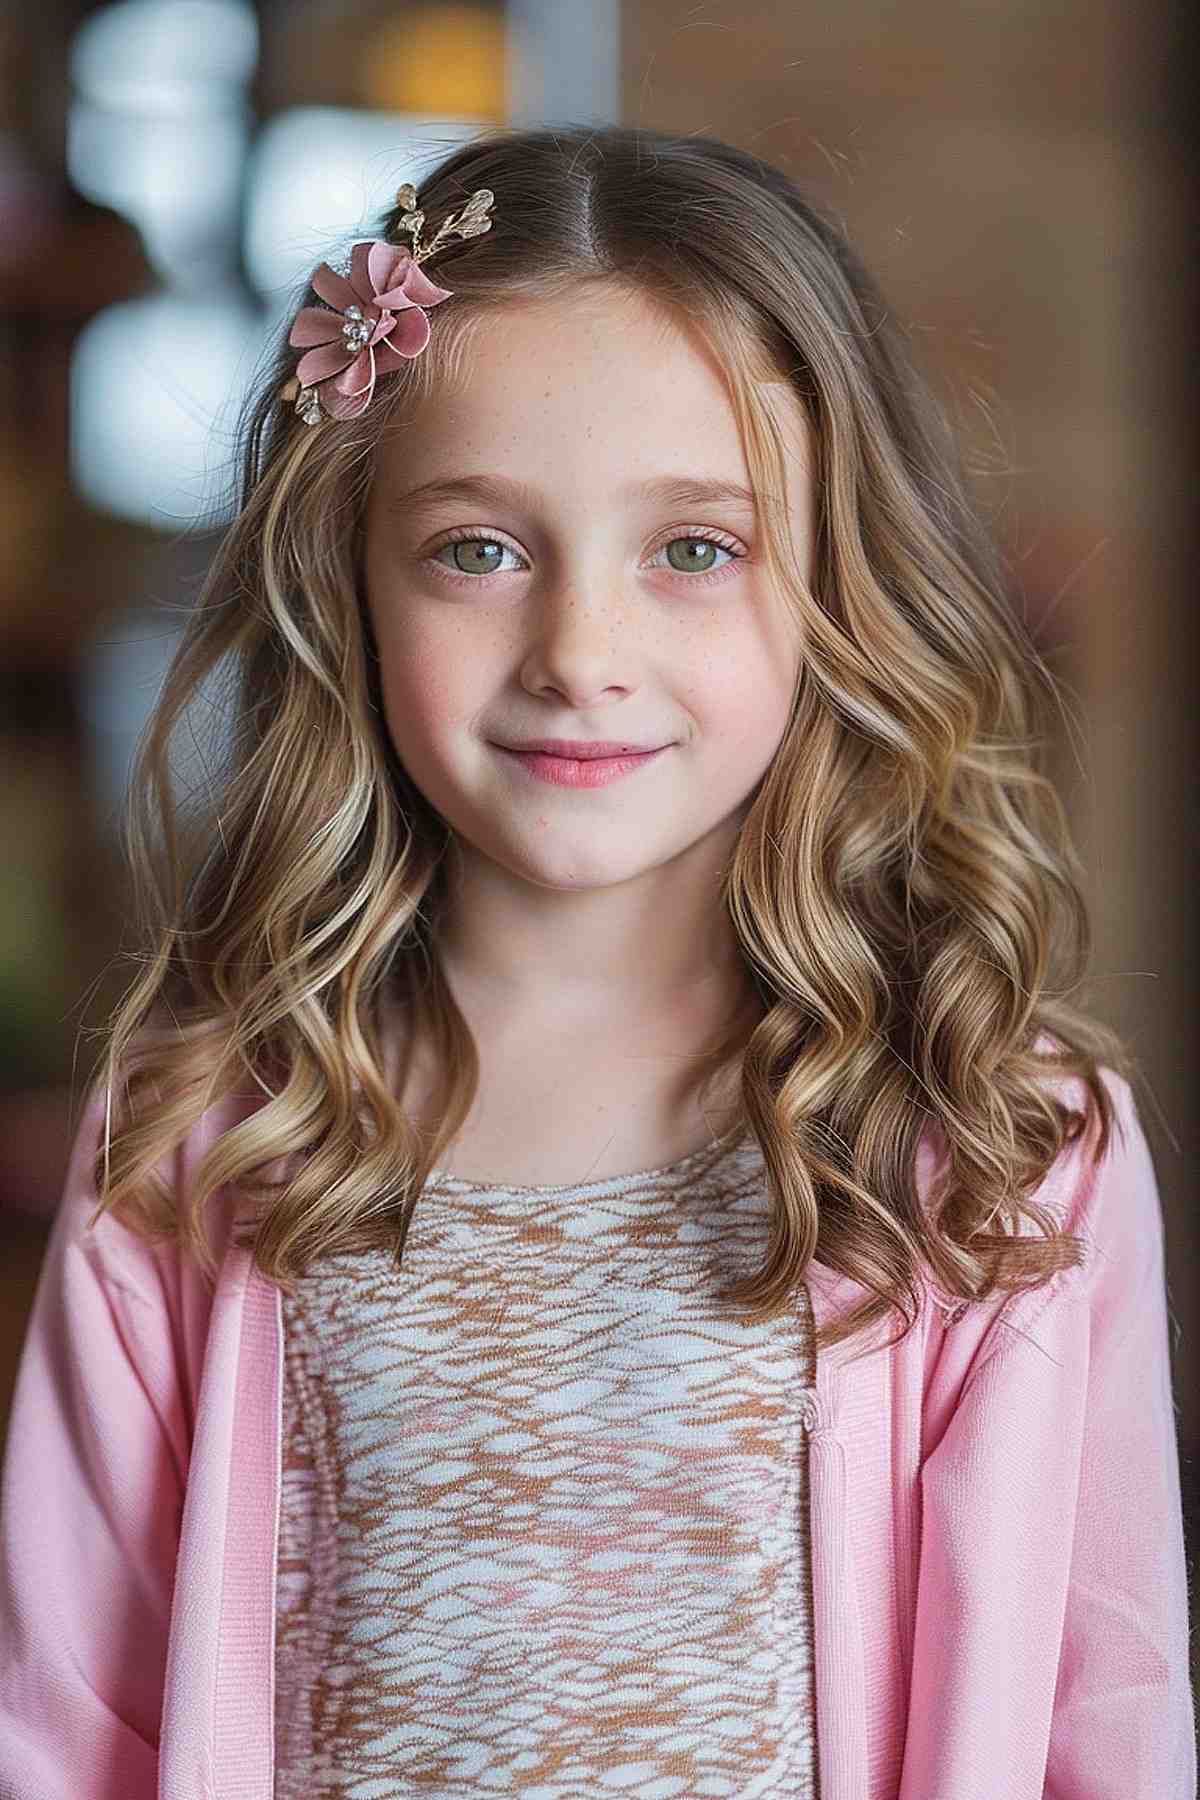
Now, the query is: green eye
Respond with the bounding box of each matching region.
[450,539,501,574]
[663,537,728,574]
[436,537,521,576]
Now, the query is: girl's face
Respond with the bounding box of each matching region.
[363,284,812,904]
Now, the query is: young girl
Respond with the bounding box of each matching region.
[0,123,1193,1800]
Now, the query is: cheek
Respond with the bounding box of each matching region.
[695,623,800,750]
[373,613,485,749]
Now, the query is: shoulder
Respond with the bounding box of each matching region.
[913,1042,1160,1348]
[966,1060,1162,1386]
[1047,1061,1164,1309]
[52,1066,262,1312]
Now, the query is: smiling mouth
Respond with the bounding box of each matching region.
[494,743,672,787]
[497,741,670,760]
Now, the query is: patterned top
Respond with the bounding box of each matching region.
[273,1127,819,1800]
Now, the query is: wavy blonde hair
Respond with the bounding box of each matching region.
[87,122,1136,1355]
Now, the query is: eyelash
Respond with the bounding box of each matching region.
[423,526,747,590]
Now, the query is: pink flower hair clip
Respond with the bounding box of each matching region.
[278,181,494,425]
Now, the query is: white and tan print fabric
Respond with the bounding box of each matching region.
[273,1128,819,1800]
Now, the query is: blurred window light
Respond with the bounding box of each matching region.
[70,0,258,114]
[69,285,268,532]
[67,108,249,287]
[243,108,487,310]
[67,0,257,287]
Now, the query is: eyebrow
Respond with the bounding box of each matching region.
[382,472,759,515]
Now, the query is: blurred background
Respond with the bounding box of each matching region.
[1,0,1196,1688]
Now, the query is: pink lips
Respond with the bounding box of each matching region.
[496,744,670,788]
[501,739,664,760]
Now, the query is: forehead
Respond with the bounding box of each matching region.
[372,287,810,506]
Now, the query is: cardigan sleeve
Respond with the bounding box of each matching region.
[899,1069,1197,1800]
[1042,1073,1197,1795]
[0,1091,189,1800]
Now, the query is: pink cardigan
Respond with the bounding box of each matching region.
[0,1064,1194,1799]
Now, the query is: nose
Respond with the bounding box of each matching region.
[517,572,639,702]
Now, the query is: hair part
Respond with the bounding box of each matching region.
[87,122,1134,1356]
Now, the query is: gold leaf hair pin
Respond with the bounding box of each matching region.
[279,183,495,424]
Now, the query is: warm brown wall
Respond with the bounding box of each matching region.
[620,0,1198,1522]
